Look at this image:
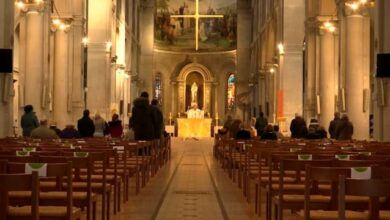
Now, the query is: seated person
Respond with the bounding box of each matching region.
[187,102,204,119]
[306,127,320,139]
[108,114,123,138]
[316,126,328,139]
[235,123,253,140]
[261,124,277,140]
[60,125,80,139]
[31,119,59,139]
[49,122,61,136]
[274,125,284,139]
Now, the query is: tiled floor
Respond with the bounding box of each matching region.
[102,137,298,220]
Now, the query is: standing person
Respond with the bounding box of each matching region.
[21,105,39,137]
[77,109,95,138]
[255,112,268,136]
[93,113,107,137]
[130,91,155,141]
[151,99,164,142]
[328,112,341,139]
[335,114,354,140]
[290,113,307,138]
[108,114,123,138]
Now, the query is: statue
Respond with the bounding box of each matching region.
[191,82,198,103]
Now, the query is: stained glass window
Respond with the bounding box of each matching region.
[154,73,162,103]
[227,74,235,109]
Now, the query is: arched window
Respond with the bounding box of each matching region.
[227,74,236,109]
[154,73,162,103]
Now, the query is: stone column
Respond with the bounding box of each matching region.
[25,10,45,118]
[0,0,14,137]
[139,0,154,95]
[236,0,252,120]
[53,28,71,128]
[344,11,370,140]
[318,24,336,128]
[280,0,305,131]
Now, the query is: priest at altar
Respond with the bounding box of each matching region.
[187,102,204,119]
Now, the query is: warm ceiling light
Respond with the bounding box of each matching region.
[360,0,368,4]
[324,21,332,28]
[59,24,67,30]
[52,19,61,25]
[82,37,89,45]
[106,41,112,52]
[346,2,359,10]
[15,1,24,9]
[277,43,285,55]
[328,26,336,33]
[270,68,275,73]
[35,0,43,3]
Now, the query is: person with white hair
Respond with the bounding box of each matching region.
[31,119,59,139]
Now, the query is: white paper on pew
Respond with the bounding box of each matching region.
[335,154,350,160]
[113,146,125,154]
[77,140,86,144]
[25,163,47,177]
[351,167,371,179]
[73,152,89,158]
[298,154,312,161]
[128,143,137,146]
[16,151,30,156]
[22,147,36,152]
[70,145,82,149]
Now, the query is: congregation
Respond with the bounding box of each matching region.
[19,92,165,144]
[221,111,354,142]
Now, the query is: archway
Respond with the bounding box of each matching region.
[176,63,214,114]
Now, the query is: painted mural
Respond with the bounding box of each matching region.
[155,0,237,52]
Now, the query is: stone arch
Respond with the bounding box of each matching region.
[175,63,215,113]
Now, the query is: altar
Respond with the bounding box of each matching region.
[177,118,212,138]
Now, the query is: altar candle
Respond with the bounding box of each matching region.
[169,112,172,118]
[215,113,219,120]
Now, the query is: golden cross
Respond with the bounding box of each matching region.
[171,0,224,51]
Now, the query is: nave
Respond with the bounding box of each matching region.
[114,138,257,220]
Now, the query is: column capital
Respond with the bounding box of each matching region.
[336,0,374,16]
[316,16,339,35]
[16,0,50,14]
[50,17,73,33]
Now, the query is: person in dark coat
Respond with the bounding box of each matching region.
[223,115,233,130]
[335,114,354,140]
[77,109,95,138]
[290,113,307,138]
[308,118,319,131]
[130,92,156,140]
[151,99,164,140]
[306,127,320,139]
[316,126,328,139]
[21,105,39,137]
[255,112,268,136]
[261,124,277,140]
[108,114,123,138]
[328,112,341,139]
[60,125,80,139]
[229,119,242,138]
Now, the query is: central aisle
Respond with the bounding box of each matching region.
[156,139,226,219]
[121,138,255,220]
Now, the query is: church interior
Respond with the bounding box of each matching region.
[1,0,390,219]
